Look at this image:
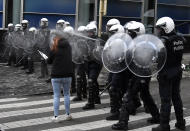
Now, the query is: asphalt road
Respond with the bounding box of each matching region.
[0,76,190,130]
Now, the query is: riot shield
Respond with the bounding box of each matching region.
[125,34,167,77]
[102,33,132,73]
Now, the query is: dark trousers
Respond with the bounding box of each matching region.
[109,70,132,113]
[76,63,88,98]
[40,59,48,77]
[87,62,102,104]
[119,77,159,124]
[27,56,34,72]
[8,52,16,65]
[23,55,29,69]
[158,71,184,126]
[71,62,76,92]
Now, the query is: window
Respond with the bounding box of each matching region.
[76,0,97,27]
[4,0,22,28]
[142,0,157,33]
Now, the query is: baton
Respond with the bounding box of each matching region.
[2,47,9,57]
[15,55,25,65]
[99,82,111,96]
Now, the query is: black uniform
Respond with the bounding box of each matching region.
[21,29,30,70]
[6,32,16,66]
[14,30,24,67]
[112,30,160,130]
[72,62,88,101]
[37,28,50,78]
[112,75,160,130]
[106,69,133,120]
[26,31,37,74]
[82,36,103,110]
[152,32,186,131]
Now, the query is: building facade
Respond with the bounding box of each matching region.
[0,0,189,34]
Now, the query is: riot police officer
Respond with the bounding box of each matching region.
[21,20,29,34]
[152,17,186,131]
[6,23,16,66]
[21,19,30,70]
[112,22,160,130]
[105,24,131,120]
[56,19,65,31]
[14,24,24,67]
[65,21,70,27]
[82,23,102,110]
[25,27,37,74]
[72,26,88,101]
[38,18,50,78]
[104,18,120,84]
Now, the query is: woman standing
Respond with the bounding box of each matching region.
[47,35,73,122]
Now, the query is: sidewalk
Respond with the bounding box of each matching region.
[0,53,190,97]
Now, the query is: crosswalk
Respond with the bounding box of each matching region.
[0,93,189,131]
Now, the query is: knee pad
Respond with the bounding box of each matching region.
[88,79,93,87]
[77,75,82,81]
[140,79,146,83]
[109,86,121,99]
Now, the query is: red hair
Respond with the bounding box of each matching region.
[51,36,60,52]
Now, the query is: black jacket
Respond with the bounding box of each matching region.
[47,38,73,78]
[159,32,185,78]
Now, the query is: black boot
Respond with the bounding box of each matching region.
[112,121,128,130]
[82,82,87,99]
[133,94,142,109]
[83,92,87,99]
[82,79,95,110]
[152,125,170,131]
[147,117,160,124]
[82,74,87,99]
[21,66,28,70]
[106,112,120,120]
[94,82,101,104]
[82,103,95,110]
[129,110,137,116]
[112,103,129,130]
[175,119,186,130]
[73,76,83,101]
[95,96,101,104]
[26,70,33,74]
[144,105,150,113]
[72,96,82,101]
[26,58,34,74]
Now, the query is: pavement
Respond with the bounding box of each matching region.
[0,77,190,131]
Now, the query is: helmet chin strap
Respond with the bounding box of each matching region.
[128,31,137,39]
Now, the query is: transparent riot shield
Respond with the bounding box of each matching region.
[102,33,132,73]
[125,34,167,77]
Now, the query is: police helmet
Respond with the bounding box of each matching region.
[156,17,175,34]
[124,21,136,33]
[40,18,48,28]
[29,27,37,34]
[109,24,124,35]
[86,23,97,36]
[65,21,70,27]
[127,22,145,38]
[77,26,87,32]
[8,23,14,32]
[56,19,65,30]
[64,26,74,33]
[106,18,120,32]
[15,24,22,32]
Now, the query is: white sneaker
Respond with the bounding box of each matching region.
[65,114,72,121]
[51,116,60,123]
